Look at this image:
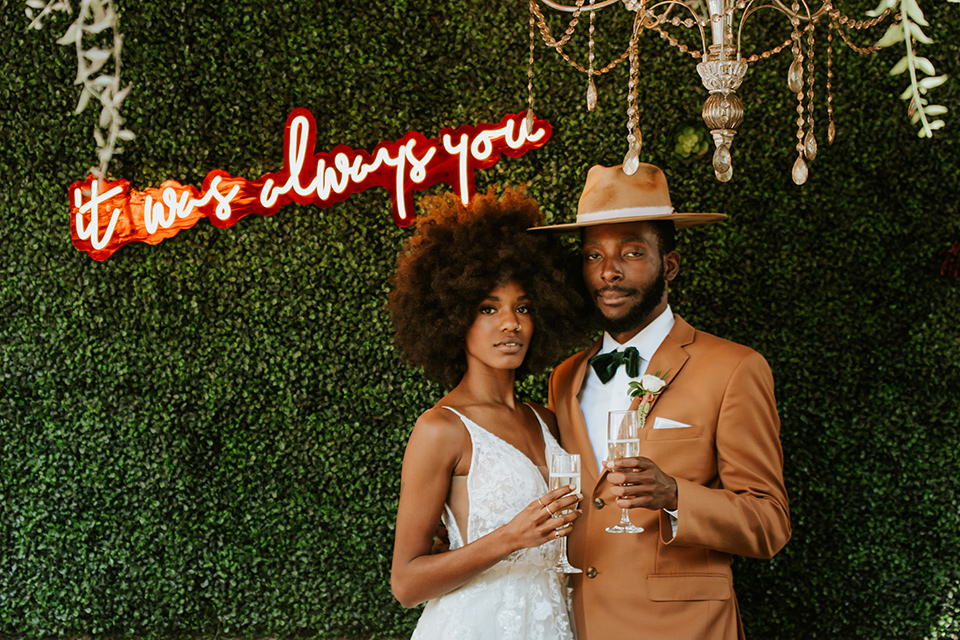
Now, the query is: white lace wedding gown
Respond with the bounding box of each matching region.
[410,406,575,640]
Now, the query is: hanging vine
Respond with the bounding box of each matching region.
[872,0,955,137]
[25,0,134,182]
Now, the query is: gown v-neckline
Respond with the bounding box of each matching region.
[443,405,550,475]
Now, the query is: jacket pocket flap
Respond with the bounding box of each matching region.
[647,574,731,601]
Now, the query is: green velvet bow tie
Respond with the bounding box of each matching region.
[589,346,641,384]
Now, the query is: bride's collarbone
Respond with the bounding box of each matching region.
[466,406,546,466]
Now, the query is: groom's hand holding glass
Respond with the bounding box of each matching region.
[603,456,679,512]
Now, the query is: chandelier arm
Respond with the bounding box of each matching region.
[768,0,829,22]
[737,0,812,58]
[643,0,709,57]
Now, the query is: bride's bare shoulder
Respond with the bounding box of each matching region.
[408,405,468,447]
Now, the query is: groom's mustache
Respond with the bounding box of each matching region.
[593,285,637,297]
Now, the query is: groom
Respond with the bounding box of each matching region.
[533,164,791,640]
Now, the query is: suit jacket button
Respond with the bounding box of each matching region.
[593,498,605,509]
[586,567,598,578]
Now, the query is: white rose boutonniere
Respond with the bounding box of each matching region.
[627,371,671,429]
[637,374,666,393]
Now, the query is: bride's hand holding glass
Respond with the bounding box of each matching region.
[500,484,582,553]
[547,452,582,573]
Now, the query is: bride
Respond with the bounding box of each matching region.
[388,188,587,639]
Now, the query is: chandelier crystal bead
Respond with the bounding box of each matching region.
[804,131,818,160]
[792,155,809,185]
[788,59,804,94]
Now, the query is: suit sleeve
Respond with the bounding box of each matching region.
[665,350,791,559]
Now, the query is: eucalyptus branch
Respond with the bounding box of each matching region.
[871,0,950,137]
[25,0,134,184]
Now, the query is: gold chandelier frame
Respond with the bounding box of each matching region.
[526,0,901,184]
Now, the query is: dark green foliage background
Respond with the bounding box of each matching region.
[2,0,959,638]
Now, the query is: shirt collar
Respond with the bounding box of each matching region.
[600,305,675,362]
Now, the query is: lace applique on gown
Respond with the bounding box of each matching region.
[410,406,575,640]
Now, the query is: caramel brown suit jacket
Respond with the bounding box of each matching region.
[548,315,791,640]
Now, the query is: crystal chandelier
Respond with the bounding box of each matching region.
[525,0,929,185]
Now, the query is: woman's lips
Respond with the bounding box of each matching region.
[495,338,524,354]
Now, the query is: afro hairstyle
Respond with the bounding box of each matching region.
[388,188,588,388]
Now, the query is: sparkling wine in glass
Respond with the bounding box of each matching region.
[547,452,582,574]
[606,410,644,534]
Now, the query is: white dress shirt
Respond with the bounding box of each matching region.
[578,305,679,532]
[578,305,675,470]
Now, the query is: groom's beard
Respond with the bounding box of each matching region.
[594,261,667,336]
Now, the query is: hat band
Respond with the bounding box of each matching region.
[577,205,675,224]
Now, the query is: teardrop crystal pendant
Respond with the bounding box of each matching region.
[713,145,732,175]
[525,108,535,133]
[715,166,733,182]
[587,76,598,112]
[623,146,640,175]
[792,155,808,185]
[788,59,804,94]
[804,131,818,160]
[828,121,836,145]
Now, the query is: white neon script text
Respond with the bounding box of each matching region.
[68,110,551,260]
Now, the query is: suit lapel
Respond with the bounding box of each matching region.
[643,315,694,424]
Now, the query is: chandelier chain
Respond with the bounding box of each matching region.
[528,0,537,119]
[804,21,818,161]
[827,22,835,144]
[531,0,587,49]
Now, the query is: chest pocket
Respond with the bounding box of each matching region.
[643,422,704,441]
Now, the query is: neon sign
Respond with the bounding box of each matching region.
[69,109,552,261]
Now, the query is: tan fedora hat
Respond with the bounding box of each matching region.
[530,163,726,231]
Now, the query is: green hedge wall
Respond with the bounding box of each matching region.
[2,0,959,638]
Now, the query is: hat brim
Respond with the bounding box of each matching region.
[529,212,727,232]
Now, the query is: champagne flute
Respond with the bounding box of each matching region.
[547,452,582,573]
[605,410,644,534]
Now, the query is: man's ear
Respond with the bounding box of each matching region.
[664,250,681,282]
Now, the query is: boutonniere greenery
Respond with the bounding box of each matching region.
[628,372,670,429]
